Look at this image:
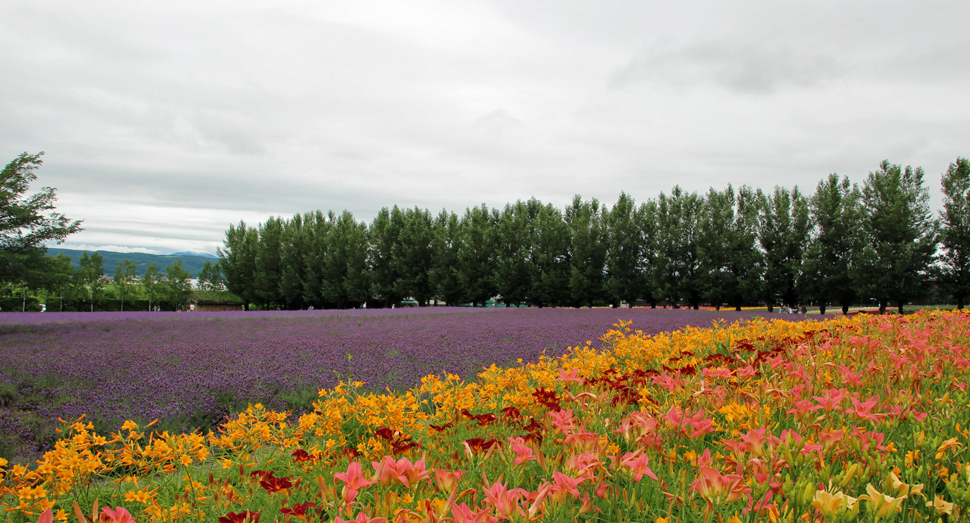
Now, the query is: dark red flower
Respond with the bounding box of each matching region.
[281,502,316,518]
[291,449,314,463]
[218,511,260,523]
[260,474,293,494]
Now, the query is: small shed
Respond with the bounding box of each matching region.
[185,291,245,312]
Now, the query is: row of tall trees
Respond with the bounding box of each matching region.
[219,158,970,313]
[35,253,197,312]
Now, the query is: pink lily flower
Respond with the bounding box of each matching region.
[508,437,536,467]
[619,451,658,482]
[334,461,377,504]
[99,507,135,523]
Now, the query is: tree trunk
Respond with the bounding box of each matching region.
[958,297,965,310]
[897,301,904,315]
[879,301,887,314]
[22,287,26,312]
[819,304,826,315]
[767,305,774,313]
[842,303,849,315]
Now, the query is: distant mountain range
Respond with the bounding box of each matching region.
[46,248,218,278]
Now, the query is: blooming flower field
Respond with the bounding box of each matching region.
[0,307,774,463]
[3,309,970,522]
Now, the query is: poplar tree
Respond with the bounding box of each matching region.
[939,157,970,309]
[566,196,606,307]
[218,221,259,310]
[457,204,498,306]
[369,207,406,308]
[858,161,937,314]
[603,192,644,307]
[697,186,734,309]
[758,187,810,310]
[493,201,535,307]
[278,214,307,310]
[655,187,704,309]
[531,202,571,307]
[802,174,863,314]
[393,207,435,305]
[142,263,164,311]
[254,217,284,309]
[429,210,464,305]
[636,199,660,307]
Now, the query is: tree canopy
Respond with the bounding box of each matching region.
[1,152,82,283]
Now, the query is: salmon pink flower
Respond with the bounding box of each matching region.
[334,461,377,504]
[810,388,847,413]
[35,509,53,523]
[334,514,387,523]
[482,481,529,518]
[691,464,750,505]
[507,437,536,467]
[433,468,466,492]
[557,368,583,384]
[99,507,135,523]
[619,451,658,482]
[548,471,586,503]
[449,502,499,523]
[846,396,885,423]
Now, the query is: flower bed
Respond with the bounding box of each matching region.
[2,310,969,522]
[0,307,777,462]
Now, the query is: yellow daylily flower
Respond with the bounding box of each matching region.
[859,483,906,519]
[926,495,954,515]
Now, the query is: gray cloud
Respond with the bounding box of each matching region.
[2,1,969,253]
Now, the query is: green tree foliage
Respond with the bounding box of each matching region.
[429,210,464,306]
[802,174,863,314]
[603,192,643,307]
[393,208,435,305]
[531,202,571,308]
[113,259,137,312]
[254,217,284,309]
[142,263,164,311]
[306,210,370,308]
[458,204,498,307]
[697,187,734,310]
[566,196,606,307]
[77,251,105,312]
[858,161,938,314]
[165,259,193,309]
[636,200,660,307]
[939,157,970,309]
[197,260,225,291]
[1,152,83,284]
[43,254,75,312]
[758,187,810,310]
[655,187,704,309]
[219,221,259,310]
[369,207,406,308]
[279,215,307,310]
[211,156,962,313]
[493,201,536,307]
[726,187,764,310]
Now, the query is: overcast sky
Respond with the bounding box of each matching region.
[3,1,969,255]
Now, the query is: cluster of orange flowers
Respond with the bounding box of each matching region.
[2,310,969,522]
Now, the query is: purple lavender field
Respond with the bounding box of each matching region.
[0,307,778,462]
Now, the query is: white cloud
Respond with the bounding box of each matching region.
[2,0,969,252]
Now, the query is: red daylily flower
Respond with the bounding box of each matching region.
[218,511,260,523]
